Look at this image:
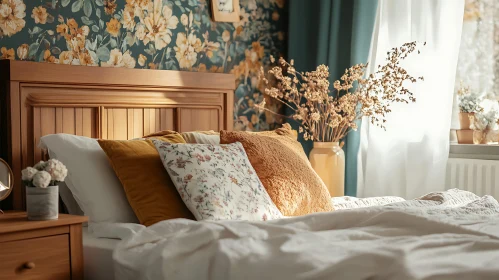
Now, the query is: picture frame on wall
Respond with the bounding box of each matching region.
[211,0,241,22]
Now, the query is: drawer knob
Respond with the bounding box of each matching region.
[23,262,35,269]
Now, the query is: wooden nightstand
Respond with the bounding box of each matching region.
[0,212,88,280]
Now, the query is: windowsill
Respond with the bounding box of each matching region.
[449,143,499,160]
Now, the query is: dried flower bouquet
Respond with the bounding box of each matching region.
[257,42,424,143]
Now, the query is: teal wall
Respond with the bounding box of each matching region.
[0,0,287,131]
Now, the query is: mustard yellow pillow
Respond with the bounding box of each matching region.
[220,127,333,216]
[98,131,194,226]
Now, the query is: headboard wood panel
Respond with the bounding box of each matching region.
[0,60,235,210]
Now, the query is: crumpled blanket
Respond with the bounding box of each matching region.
[109,189,499,280]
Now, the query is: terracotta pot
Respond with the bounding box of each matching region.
[309,142,344,197]
[456,130,473,144]
[459,112,474,129]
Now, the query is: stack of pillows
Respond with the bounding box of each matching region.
[40,126,333,226]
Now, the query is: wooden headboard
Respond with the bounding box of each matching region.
[0,60,235,210]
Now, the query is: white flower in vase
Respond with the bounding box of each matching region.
[44,159,68,182]
[33,161,47,171]
[21,167,38,181]
[24,160,66,220]
[32,171,52,188]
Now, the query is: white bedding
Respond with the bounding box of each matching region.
[104,189,499,280]
[331,195,406,209]
[83,227,120,280]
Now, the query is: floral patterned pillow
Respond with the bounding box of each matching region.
[151,140,283,221]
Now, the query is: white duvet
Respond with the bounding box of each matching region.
[105,189,499,280]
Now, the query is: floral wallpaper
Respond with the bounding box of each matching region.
[0,0,286,131]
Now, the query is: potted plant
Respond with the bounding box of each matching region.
[470,99,499,144]
[457,83,482,130]
[22,159,67,220]
[257,42,423,197]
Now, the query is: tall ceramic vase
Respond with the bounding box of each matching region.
[309,142,345,197]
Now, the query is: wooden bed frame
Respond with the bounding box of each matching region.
[0,60,235,210]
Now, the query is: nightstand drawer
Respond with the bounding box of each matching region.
[0,234,71,280]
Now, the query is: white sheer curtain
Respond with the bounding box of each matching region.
[357,0,465,199]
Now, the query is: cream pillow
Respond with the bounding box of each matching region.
[152,140,283,221]
[180,130,220,144]
[59,181,84,216]
[39,134,138,224]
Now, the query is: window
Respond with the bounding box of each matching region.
[451,0,499,158]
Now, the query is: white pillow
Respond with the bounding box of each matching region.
[39,134,138,224]
[59,181,84,215]
[152,140,283,221]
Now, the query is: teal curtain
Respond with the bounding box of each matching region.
[288,0,378,196]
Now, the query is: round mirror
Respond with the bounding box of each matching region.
[0,158,13,202]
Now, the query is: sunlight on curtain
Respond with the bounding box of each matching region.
[357,0,465,198]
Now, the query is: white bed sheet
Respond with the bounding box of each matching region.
[83,194,415,280]
[331,195,405,209]
[106,189,499,280]
[83,227,120,280]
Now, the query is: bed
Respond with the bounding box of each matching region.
[79,196,405,280]
[0,59,235,211]
[83,227,119,280]
[0,59,235,279]
[2,60,499,280]
[109,190,499,280]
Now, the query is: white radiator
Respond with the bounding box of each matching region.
[446,158,499,198]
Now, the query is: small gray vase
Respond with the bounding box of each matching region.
[26,185,59,220]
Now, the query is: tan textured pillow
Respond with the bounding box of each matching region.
[220,128,333,216]
[98,131,195,226]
